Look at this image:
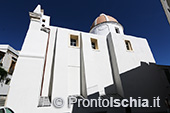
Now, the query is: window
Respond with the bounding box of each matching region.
[0,51,5,66]
[70,35,79,47]
[5,78,11,85]
[91,38,98,50]
[0,55,3,61]
[0,51,5,62]
[125,40,133,51]
[168,8,170,13]
[42,24,45,27]
[115,27,120,34]
[42,19,46,22]
[12,57,17,61]
[8,61,16,75]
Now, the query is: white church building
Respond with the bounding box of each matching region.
[5,5,170,113]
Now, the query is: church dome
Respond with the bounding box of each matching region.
[91,13,119,29]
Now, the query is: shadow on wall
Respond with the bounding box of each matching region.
[72,62,170,113]
[120,62,170,113]
[72,92,127,113]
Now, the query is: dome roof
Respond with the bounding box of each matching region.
[91,13,118,29]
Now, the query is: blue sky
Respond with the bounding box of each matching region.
[0,0,169,65]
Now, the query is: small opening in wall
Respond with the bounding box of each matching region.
[115,27,120,34]
[8,60,16,75]
[168,8,170,13]
[5,78,11,85]
[42,19,46,22]
[0,52,5,63]
[70,35,79,47]
[91,38,98,50]
[125,40,133,51]
[42,24,45,27]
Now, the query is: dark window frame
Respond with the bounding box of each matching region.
[70,35,79,47]
[91,38,99,50]
[115,27,120,34]
[125,40,133,51]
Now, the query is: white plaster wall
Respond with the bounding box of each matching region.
[67,47,80,95]
[6,57,44,113]
[2,53,12,71]
[6,22,156,113]
[43,28,81,113]
[52,28,81,96]
[0,83,9,95]
[6,18,50,113]
[6,26,80,113]
[41,15,50,27]
[90,22,155,74]
[41,26,56,96]
[81,32,113,96]
[110,33,155,74]
[0,45,18,72]
[20,21,48,58]
[6,25,115,113]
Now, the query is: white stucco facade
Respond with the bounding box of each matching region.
[90,21,155,74]
[0,45,18,97]
[0,45,18,73]
[5,5,156,113]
